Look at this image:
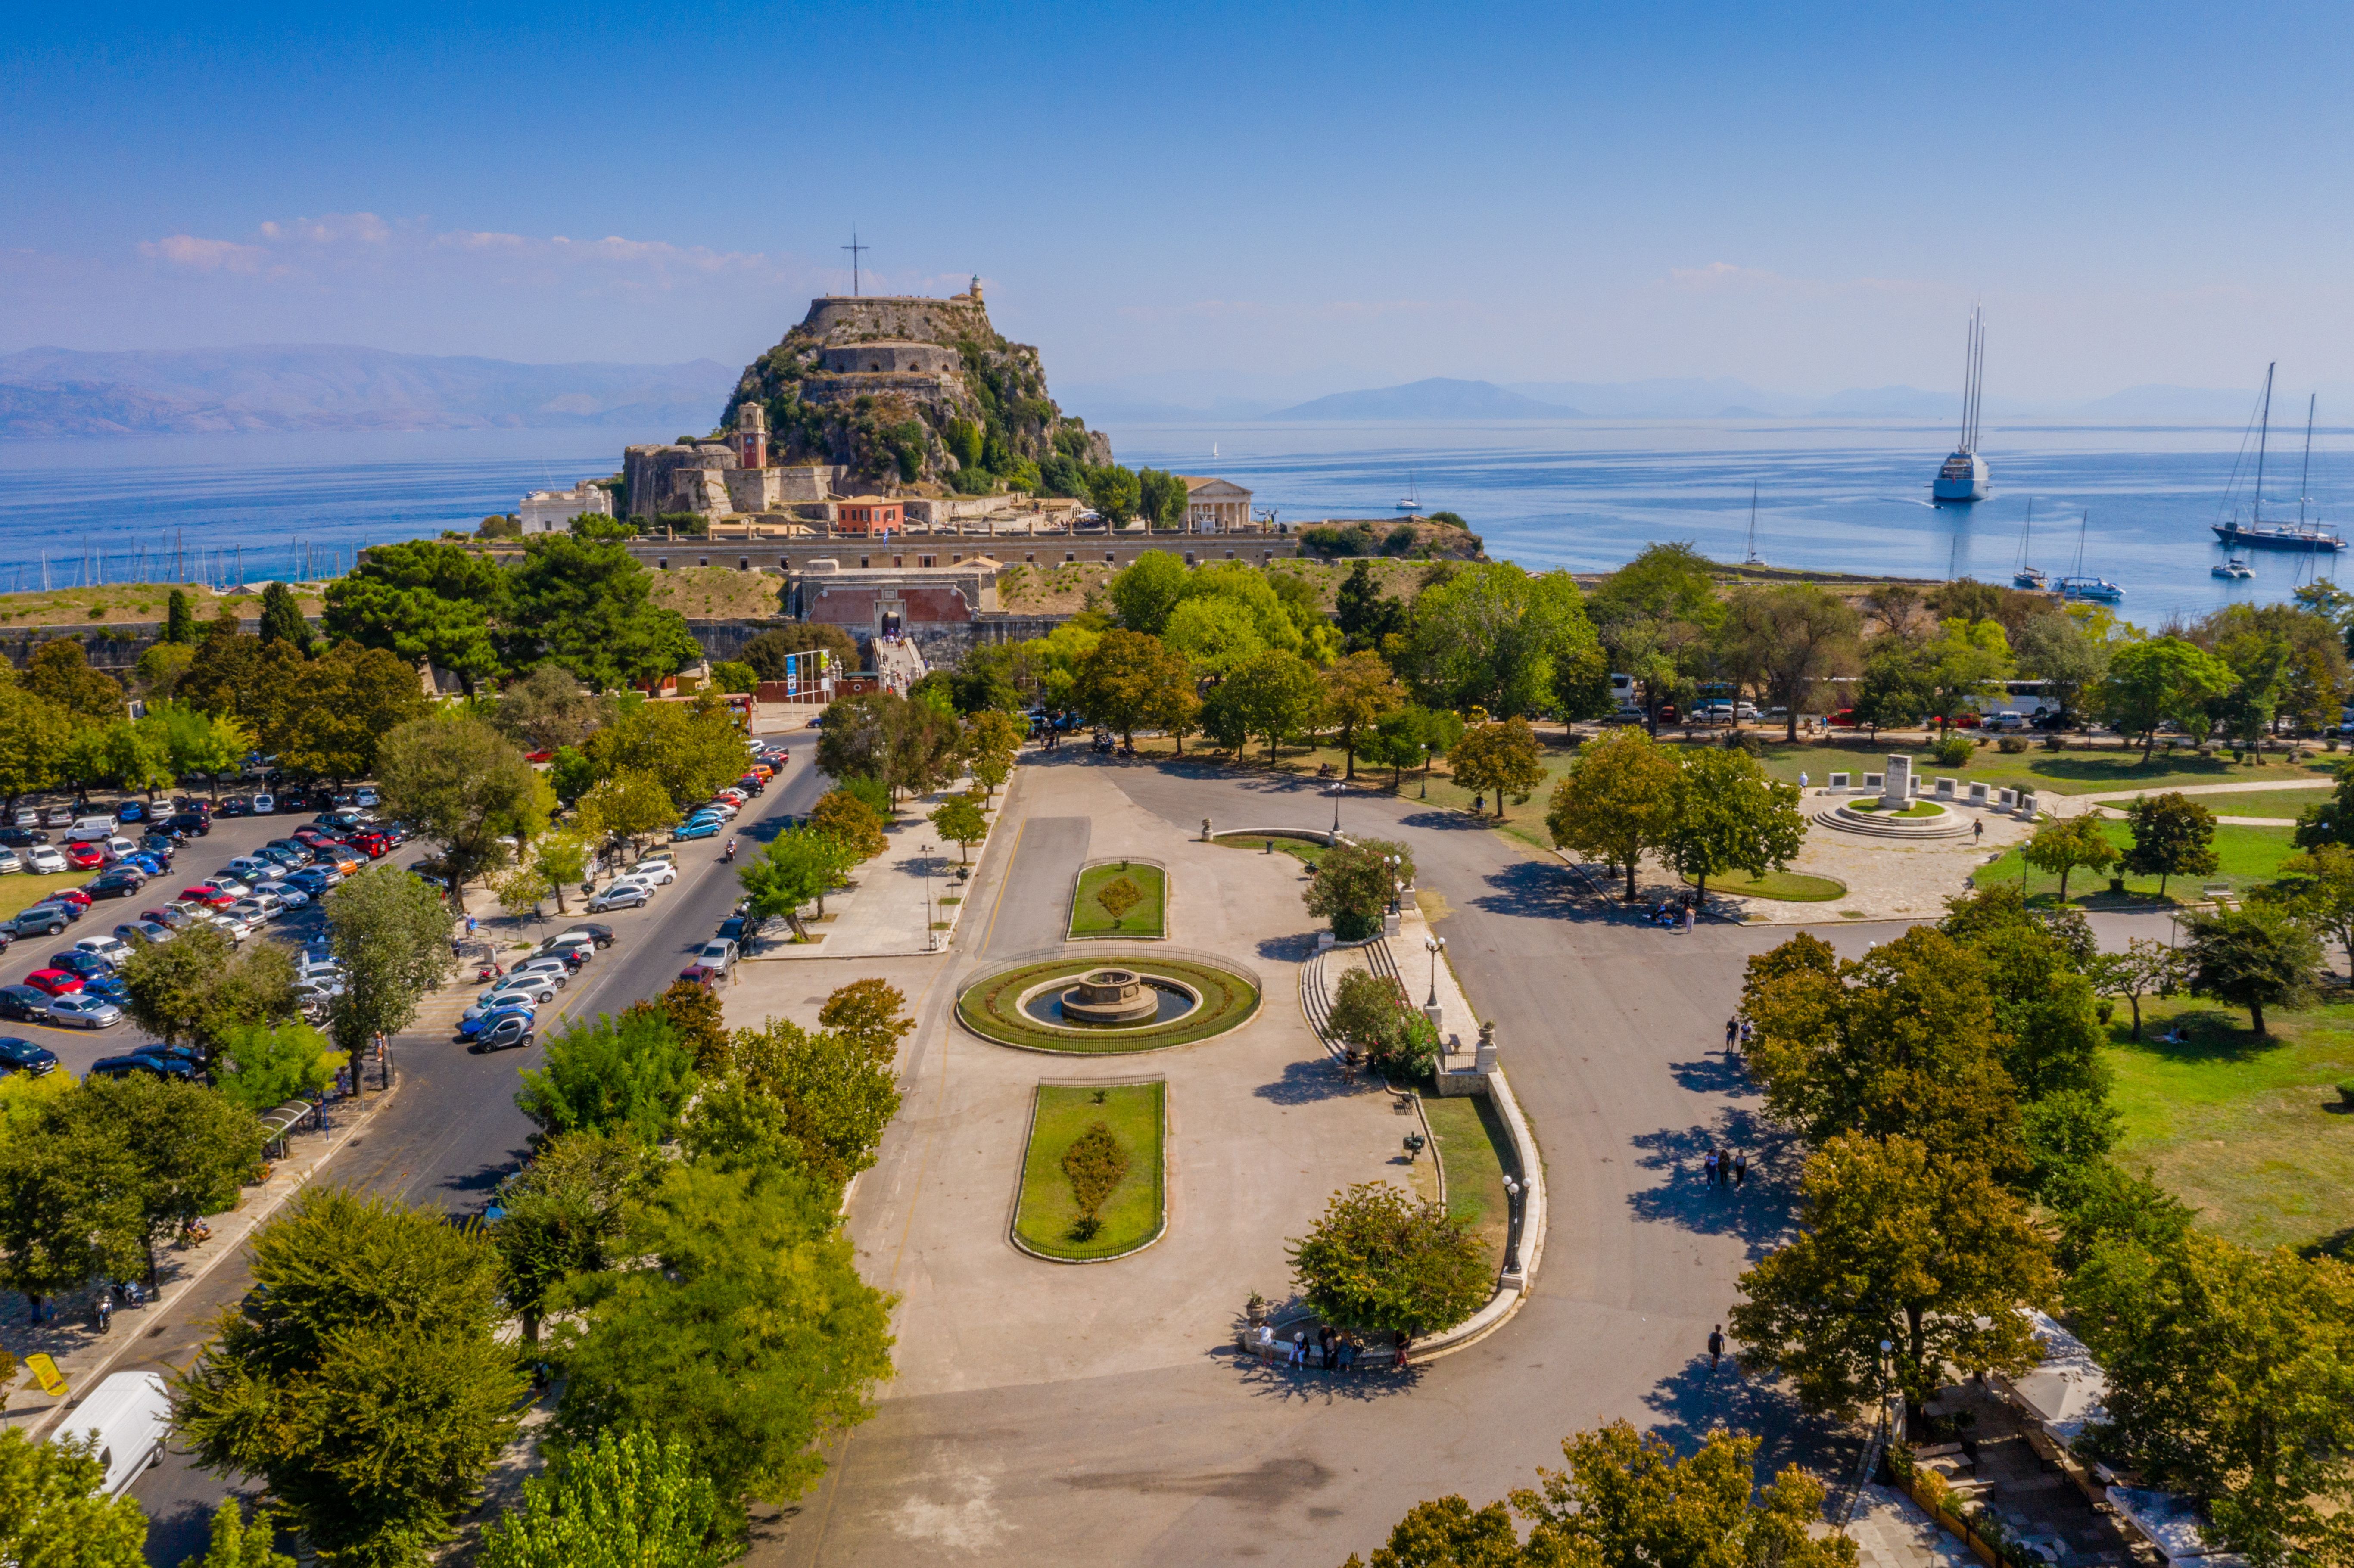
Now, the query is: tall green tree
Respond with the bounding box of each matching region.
[2122,791,2220,895]
[1071,630,1198,748]
[326,865,458,1069]
[478,1428,727,1568]
[1302,837,1416,943]
[1402,563,1604,718]
[928,793,987,863]
[1585,544,1724,734]
[738,826,856,938]
[1334,558,1408,654]
[0,671,70,809]
[1547,727,1681,900]
[0,1106,144,1309]
[1716,583,1862,741]
[164,588,195,645]
[257,581,314,653]
[1200,648,1324,757]
[2068,1232,2354,1568]
[376,715,547,910]
[1730,1133,2055,1425]
[117,925,299,1050]
[516,1011,699,1145]
[25,638,127,722]
[502,535,701,691]
[491,1131,654,1345]
[1660,746,1805,900]
[0,1427,150,1567]
[1508,1423,1857,1568]
[1322,650,1401,779]
[2267,842,2354,980]
[582,693,748,809]
[2180,902,2323,1036]
[322,538,511,694]
[62,1075,263,1282]
[1107,551,1188,635]
[2099,636,2238,759]
[1287,1182,1489,1337]
[181,1498,295,1568]
[2021,814,2121,903]
[172,1188,527,1568]
[548,1160,894,1522]
[1448,716,1545,818]
[723,1019,904,1191]
[1852,649,1934,739]
[489,664,615,754]
[213,1022,344,1113]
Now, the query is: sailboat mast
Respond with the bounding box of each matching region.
[2253,362,2275,526]
[1746,481,1760,564]
[1959,314,1976,452]
[2299,392,2316,528]
[1970,310,1984,452]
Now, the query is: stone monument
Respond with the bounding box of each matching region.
[1881,754,1912,808]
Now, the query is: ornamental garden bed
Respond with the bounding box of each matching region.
[1682,868,1848,901]
[1012,1081,1167,1262]
[958,955,1260,1054]
[1068,859,1167,940]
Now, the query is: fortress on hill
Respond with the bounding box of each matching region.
[621,280,1115,526]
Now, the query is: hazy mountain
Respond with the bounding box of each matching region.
[1504,377,1798,417]
[0,345,738,438]
[1263,378,1583,420]
[1809,385,1955,418]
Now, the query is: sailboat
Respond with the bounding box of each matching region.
[1743,482,1764,566]
[2058,510,2123,602]
[1395,470,1422,512]
[2012,499,2048,589]
[2213,367,2346,552]
[1933,305,1990,503]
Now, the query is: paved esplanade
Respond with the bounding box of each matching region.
[762,753,1918,1568]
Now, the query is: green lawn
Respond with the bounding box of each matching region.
[1012,1082,1166,1261]
[1212,834,1334,868]
[1418,1092,1516,1273]
[1682,868,1849,902]
[2106,996,2354,1253]
[1069,860,1167,940]
[1975,820,2298,905]
[1850,799,1945,818]
[2111,786,2332,822]
[0,866,101,923]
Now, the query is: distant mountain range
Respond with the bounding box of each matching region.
[0,345,738,439]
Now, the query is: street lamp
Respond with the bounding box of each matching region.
[1424,934,1446,1008]
[1501,1174,1523,1272]
[1328,781,1344,838]
[1385,854,1401,913]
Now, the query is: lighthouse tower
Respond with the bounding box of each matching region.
[734,401,769,470]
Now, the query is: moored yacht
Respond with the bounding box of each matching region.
[1932,306,1990,503]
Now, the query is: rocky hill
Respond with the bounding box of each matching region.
[721,286,1110,494]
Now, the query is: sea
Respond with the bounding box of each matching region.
[3,419,2350,625]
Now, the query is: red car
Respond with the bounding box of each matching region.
[179,887,237,909]
[23,968,84,997]
[354,832,394,858]
[676,963,722,989]
[525,750,555,764]
[49,888,92,913]
[62,843,106,870]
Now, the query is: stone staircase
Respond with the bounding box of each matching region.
[1298,934,1399,1051]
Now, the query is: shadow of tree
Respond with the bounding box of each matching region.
[1469,858,1588,922]
[1624,1111,1803,1257]
[1643,1356,1858,1479]
[1223,1348,1427,1405]
[2112,1008,2288,1065]
[1257,932,1320,963]
[1255,1057,1379,1107]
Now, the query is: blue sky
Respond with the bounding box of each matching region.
[8,2,2354,400]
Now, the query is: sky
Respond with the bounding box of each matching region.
[7,1,2354,403]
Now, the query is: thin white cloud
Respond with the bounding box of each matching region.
[141,234,269,273]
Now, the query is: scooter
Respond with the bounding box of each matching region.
[476,960,505,983]
[722,840,738,864]
[1647,901,1684,928]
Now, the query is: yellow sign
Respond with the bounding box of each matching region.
[25,1353,65,1398]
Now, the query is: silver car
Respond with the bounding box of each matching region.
[47,994,123,1030]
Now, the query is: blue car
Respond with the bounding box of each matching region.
[122,852,170,877]
[89,1054,198,1082]
[671,819,721,841]
[83,975,131,1005]
[47,951,116,980]
[0,1037,59,1076]
[115,800,146,823]
[458,1003,534,1040]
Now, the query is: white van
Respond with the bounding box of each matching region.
[51,1371,169,1498]
[65,816,119,844]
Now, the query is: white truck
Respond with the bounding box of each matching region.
[50,1370,170,1498]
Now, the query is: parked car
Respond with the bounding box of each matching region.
[554,922,614,949]
[458,1003,535,1041]
[286,869,335,896]
[7,906,72,940]
[670,820,721,842]
[178,886,237,910]
[0,1038,59,1076]
[0,986,53,1023]
[137,832,180,858]
[47,951,115,982]
[48,887,92,915]
[88,1054,198,1081]
[626,860,678,887]
[23,968,84,998]
[163,813,211,837]
[85,868,147,899]
[0,827,49,848]
[468,979,556,1012]
[587,883,648,913]
[250,793,276,814]
[48,994,122,1030]
[217,796,251,818]
[120,852,169,877]
[25,846,69,874]
[42,806,75,828]
[61,842,106,871]
[142,905,193,930]
[354,786,379,808]
[0,848,19,875]
[691,938,738,977]
[114,920,172,946]
[507,957,571,987]
[255,880,310,909]
[72,934,131,965]
[114,800,146,823]
[471,1013,534,1052]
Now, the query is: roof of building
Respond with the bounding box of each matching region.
[1180,475,1253,495]
[838,495,904,506]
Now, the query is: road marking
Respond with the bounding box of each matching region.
[975,818,1026,956]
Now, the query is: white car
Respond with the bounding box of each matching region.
[197,876,251,899]
[474,977,557,1008]
[226,856,276,882]
[0,848,19,875]
[355,787,379,808]
[289,980,342,1010]
[26,846,67,874]
[693,938,738,977]
[8,808,35,828]
[225,899,276,926]
[256,880,310,909]
[73,936,133,966]
[699,800,740,819]
[250,793,276,814]
[48,994,122,1030]
[626,861,677,886]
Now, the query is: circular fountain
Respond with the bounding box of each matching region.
[1056,968,1162,1025]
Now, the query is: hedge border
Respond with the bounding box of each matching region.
[1007,1079,1170,1263]
[957,953,1262,1055]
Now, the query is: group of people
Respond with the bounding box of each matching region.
[1274,1325,1404,1371]
[1702,1148,1749,1187]
[1723,1015,1754,1054]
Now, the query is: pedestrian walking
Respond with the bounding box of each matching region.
[1703,1149,1720,1185]
[1681,902,1695,934]
[466,914,478,939]
[1740,1018,1754,1048]
[1733,1151,1748,1188]
[1973,820,1983,844]
[1725,1017,1739,1051]
[1799,770,1809,790]
[1708,1325,1725,1371]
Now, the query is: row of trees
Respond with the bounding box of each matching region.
[164,978,911,1567]
[1544,727,1807,899]
[1725,890,2354,1566]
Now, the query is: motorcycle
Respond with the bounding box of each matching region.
[722,840,738,864]
[476,960,505,983]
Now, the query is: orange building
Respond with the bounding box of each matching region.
[836,497,903,535]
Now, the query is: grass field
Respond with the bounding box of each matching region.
[1743,738,2337,798]
[1069,860,1167,940]
[0,867,102,923]
[1850,799,1945,818]
[1683,868,1848,901]
[1418,1092,1516,1273]
[1212,835,1334,869]
[2105,786,2333,822]
[1974,820,2299,905]
[958,955,1261,1053]
[1012,1082,1166,1261]
[2106,995,2354,1253]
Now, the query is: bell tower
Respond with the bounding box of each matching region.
[734,400,769,470]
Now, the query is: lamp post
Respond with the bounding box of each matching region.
[1328,781,1344,839]
[1501,1174,1523,1273]
[1385,854,1400,914]
[1424,934,1446,1008]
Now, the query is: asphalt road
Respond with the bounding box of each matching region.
[109,728,827,1565]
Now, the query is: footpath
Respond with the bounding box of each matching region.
[751,779,1001,961]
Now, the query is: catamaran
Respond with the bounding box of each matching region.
[1933,305,1990,503]
[2057,509,2123,602]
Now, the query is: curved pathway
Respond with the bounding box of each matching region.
[765,753,1908,1568]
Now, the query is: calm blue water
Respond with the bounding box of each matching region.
[3,420,2349,624]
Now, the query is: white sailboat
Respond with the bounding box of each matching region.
[1395,470,1422,512]
[2058,510,2123,602]
[2012,499,2047,590]
[1933,305,1990,503]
